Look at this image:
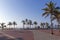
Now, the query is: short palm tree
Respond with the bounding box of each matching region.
[43,23,45,28]
[1,23,6,30]
[8,22,12,29]
[40,23,43,28]
[25,19,28,27]
[29,20,32,28]
[45,22,49,29]
[42,1,60,34]
[27,22,30,28]
[34,21,37,28]
[40,23,45,28]
[13,21,17,29]
[22,20,25,29]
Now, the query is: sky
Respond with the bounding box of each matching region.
[0,0,60,28]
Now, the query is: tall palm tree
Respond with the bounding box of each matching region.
[13,21,17,29]
[34,21,37,28]
[22,20,25,29]
[42,1,60,34]
[29,20,32,28]
[8,22,12,29]
[1,23,6,30]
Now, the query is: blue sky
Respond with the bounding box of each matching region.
[0,0,60,28]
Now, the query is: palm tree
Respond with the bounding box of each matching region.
[45,22,49,29]
[27,22,30,29]
[40,23,45,28]
[13,21,17,29]
[42,1,60,34]
[25,19,28,27]
[25,19,28,22]
[1,23,6,30]
[22,20,25,29]
[29,20,32,28]
[43,23,45,28]
[40,23,44,28]
[8,22,12,29]
[34,21,37,28]
[40,23,43,28]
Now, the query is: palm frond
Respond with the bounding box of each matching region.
[51,17,56,21]
[45,14,49,18]
[46,1,55,9]
[42,12,49,16]
[55,7,60,9]
[42,8,49,11]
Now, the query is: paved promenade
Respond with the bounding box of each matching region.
[1,30,34,40]
[0,30,60,40]
[33,30,60,40]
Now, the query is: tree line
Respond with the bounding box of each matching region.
[22,19,50,29]
[0,21,17,30]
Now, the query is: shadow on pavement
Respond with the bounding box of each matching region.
[0,36,24,40]
[15,38,24,40]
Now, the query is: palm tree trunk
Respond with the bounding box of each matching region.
[30,25,31,28]
[14,25,15,30]
[35,25,36,29]
[2,27,3,31]
[43,26,44,29]
[9,25,10,30]
[51,15,53,35]
[23,24,24,29]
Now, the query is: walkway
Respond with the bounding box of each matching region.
[33,30,60,40]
